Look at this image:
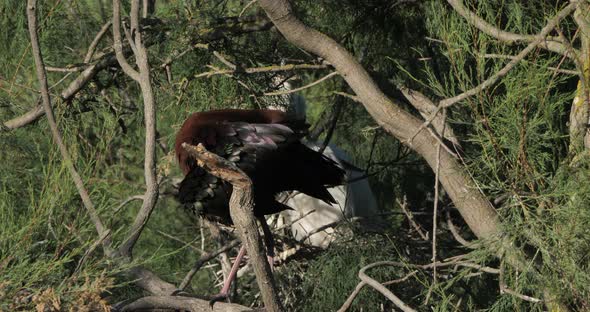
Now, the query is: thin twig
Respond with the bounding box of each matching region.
[499,263,543,303]
[239,0,258,17]
[84,21,112,63]
[46,66,87,72]
[114,195,144,213]
[179,239,241,291]
[26,0,113,257]
[425,108,445,305]
[73,229,111,274]
[554,27,587,89]
[478,53,579,75]
[337,270,418,312]
[358,262,418,312]
[195,63,328,78]
[445,209,475,248]
[264,72,338,96]
[397,195,429,241]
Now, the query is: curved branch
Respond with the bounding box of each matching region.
[258,0,500,242]
[408,2,579,145]
[358,262,417,312]
[112,0,140,81]
[117,0,159,257]
[182,143,282,312]
[447,0,572,56]
[26,0,113,256]
[3,16,273,132]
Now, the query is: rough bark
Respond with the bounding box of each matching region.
[570,2,590,154]
[257,0,500,241]
[257,1,573,310]
[121,295,256,312]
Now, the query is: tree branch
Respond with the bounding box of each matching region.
[116,0,160,258]
[257,0,499,245]
[26,0,113,257]
[358,262,418,312]
[120,295,255,312]
[84,21,112,63]
[3,15,272,132]
[408,1,579,146]
[446,0,572,56]
[263,71,338,96]
[182,143,282,311]
[112,0,140,81]
[179,239,241,291]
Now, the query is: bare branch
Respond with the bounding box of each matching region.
[3,16,272,132]
[182,142,282,311]
[445,209,476,248]
[26,0,113,256]
[257,0,501,245]
[239,0,258,17]
[447,0,571,56]
[263,71,338,96]
[84,21,112,63]
[117,0,160,257]
[120,295,255,312]
[358,262,418,312]
[112,0,140,81]
[46,65,87,72]
[337,281,366,312]
[397,195,429,241]
[195,63,328,78]
[408,2,579,144]
[479,53,580,75]
[440,2,578,108]
[399,86,460,147]
[338,270,418,312]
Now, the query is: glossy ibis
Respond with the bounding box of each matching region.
[174,108,345,303]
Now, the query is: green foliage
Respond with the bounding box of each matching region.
[422,1,588,310]
[2,0,589,311]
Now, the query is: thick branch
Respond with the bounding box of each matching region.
[120,295,254,312]
[258,0,499,242]
[117,0,160,258]
[399,86,460,148]
[182,143,282,312]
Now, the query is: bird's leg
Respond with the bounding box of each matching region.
[258,216,275,271]
[209,244,247,306]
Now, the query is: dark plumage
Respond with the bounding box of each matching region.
[175,108,345,224]
[175,108,345,304]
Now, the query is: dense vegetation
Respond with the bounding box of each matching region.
[1,0,589,311]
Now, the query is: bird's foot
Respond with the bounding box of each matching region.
[209,292,229,308]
